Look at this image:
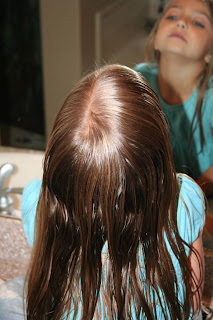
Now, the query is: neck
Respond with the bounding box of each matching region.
[158,54,205,105]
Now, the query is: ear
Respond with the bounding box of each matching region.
[205,53,212,64]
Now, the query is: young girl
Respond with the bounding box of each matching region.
[21,64,205,320]
[134,0,213,196]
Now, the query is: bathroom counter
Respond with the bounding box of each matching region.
[0,216,31,281]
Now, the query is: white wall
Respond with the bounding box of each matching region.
[39,0,81,138]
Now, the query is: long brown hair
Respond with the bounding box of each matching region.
[25,64,197,319]
[144,0,213,147]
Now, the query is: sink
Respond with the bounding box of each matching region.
[0,147,43,280]
[0,146,44,215]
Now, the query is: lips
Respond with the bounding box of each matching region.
[169,33,187,42]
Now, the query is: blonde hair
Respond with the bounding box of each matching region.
[144,0,213,147]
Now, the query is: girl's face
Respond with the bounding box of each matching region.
[154,0,213,63]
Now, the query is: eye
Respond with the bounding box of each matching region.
[193,21,205,28]
[166,15,178,20]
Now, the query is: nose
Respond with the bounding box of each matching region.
[176,20,186,29]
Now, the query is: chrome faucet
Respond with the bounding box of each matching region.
[0,163,23,217]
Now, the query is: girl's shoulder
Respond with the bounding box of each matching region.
[134,63,159,90]
[202,76,213,126]
[176,173,206,245]
[205,74,213,94]
[21,179,42,246]
[205,74,213,100]
[208,74,213,86]
[134,62,158,76]
[177,173,203,198]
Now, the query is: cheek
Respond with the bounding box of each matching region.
[196,30,213,54]
[207,35,213,53]
[200,37,213,55]
[154,24,165,51]
[154,33,161,51]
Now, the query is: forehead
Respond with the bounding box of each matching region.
[167,0,211,13]
[164,0,213,22]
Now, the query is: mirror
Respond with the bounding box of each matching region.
[0,0,45,150]
[0,0,166,151]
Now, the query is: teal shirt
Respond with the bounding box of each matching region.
[134,63,213,180]
[21,174,205,319]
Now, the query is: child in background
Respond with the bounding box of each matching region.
[134,0,213,196]
[21,64,205,320]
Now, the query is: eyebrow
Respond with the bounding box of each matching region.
[167,5,212,23]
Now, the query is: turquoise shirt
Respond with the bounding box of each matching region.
[134,63,213,180]
[21,174,205,319]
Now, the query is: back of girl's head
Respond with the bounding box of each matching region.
[27,64,182,320]
[43,64,175,252]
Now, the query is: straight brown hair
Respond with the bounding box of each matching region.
[25,64,199,319]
